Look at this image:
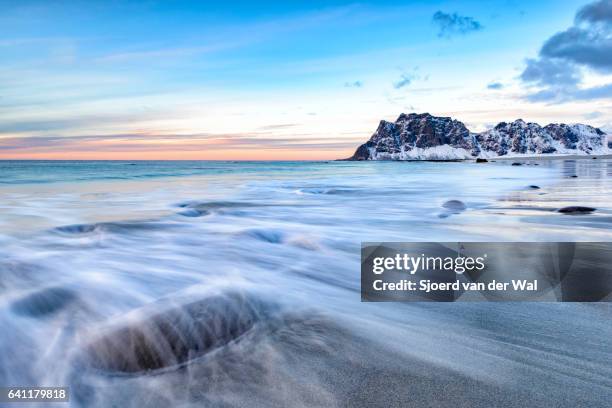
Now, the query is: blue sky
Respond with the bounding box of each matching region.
[0,0,610,159]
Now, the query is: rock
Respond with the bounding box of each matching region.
[178,208,207,217]
[558,206,596,214]
[84,292,273,374]
[544,123,604,151]
[511,162,522,166]
[348,113,476,160]
[529,185,540,189]
[11,287,76,317]
[476,158,488,163]
[570,175,578,178]
[442,200,467,211]
[349,142,373,160]
[55,224,98,234]
[348,113,609,160]
[243,229,285,244]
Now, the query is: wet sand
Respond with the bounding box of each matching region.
[0,160,610,407]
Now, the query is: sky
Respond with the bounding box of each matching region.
[0,0,611,160]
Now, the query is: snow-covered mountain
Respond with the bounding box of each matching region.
[349,113,609,160]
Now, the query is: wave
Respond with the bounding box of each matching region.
[175,201,267,217]
[53,221,177,235]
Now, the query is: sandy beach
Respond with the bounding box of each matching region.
[0,159,610,407]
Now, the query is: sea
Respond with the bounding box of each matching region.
[0,159,611,407]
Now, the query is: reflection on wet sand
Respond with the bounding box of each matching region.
[0,160,610,407]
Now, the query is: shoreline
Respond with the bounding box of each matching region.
[491,153,612,161]
[340,153,612,162]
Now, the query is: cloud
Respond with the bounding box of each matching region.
[487,82,504,90]
[540,27,612,73]
[257,123,299,130]
[0,132,359,154]
[0,111,166,135]
[393,73,414,89]
[520,58,582,87]
[519,0,612,103]
[525,82,612,102]
[576,0,612,24]
[584,111,604,119]
[95,41,245,64]
[520,57,612,101]
[432,11,483,38]
[344,80,363,88]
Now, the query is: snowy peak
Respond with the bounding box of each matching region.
[349,113,609,160]
[544,123,605,151]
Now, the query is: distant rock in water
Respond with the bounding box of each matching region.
[442,200,467,211]
[476,158,488,163]
[347,113,609,160]
[558,206,596,214]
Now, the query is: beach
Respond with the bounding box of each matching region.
[0,159,611,407]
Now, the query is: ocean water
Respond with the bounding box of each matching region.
[0,160,611,407]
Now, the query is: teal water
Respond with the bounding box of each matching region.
[0,160,338,184]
